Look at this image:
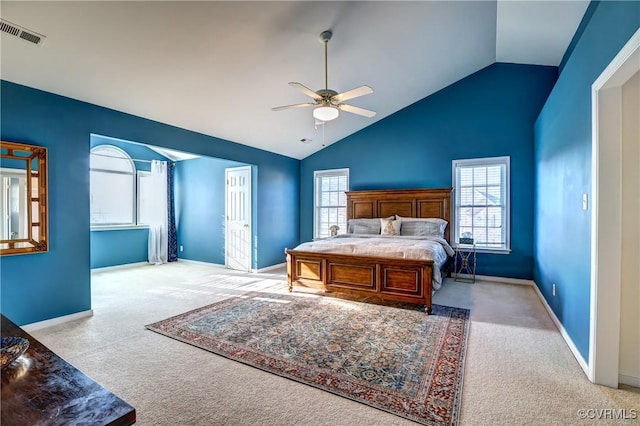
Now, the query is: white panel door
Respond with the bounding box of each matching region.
[225,166,252,271]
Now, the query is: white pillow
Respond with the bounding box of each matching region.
[352,223,379,235]
[347,218,381,234]
[380,218,401,236]
[397,216,448,238]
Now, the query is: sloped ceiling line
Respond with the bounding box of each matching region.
[1,1,588,159]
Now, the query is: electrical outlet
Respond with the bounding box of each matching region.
[180,245,184,252]
[552,283,556,296]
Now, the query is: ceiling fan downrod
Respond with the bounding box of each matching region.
[320,30,332,92]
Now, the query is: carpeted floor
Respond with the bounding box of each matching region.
[146,292,469,425]
[30,262,639,425]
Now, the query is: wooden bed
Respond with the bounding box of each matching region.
[286,188,453,314]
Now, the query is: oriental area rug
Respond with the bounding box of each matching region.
[146,292,470,425]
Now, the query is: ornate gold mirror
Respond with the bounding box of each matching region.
[0,141,48,255]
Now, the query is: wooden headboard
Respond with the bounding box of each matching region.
[346,188,453,242]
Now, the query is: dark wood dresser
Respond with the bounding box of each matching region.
[1,314,136,425]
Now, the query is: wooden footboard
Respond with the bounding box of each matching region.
[286,249,434,314]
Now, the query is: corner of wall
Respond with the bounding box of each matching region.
[530,281,590,378]
[558,1,600,74]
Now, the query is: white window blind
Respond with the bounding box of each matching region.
[452,156,510,251]
[90,145,135,226]
[314,169,349,239]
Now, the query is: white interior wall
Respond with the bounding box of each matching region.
[619,70,640,387]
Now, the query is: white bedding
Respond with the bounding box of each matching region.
[293,234,454,290]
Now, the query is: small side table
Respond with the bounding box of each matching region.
[454,244,476,283]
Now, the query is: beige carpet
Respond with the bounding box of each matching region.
[31,262,639,425]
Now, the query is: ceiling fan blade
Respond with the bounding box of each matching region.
[289,82,322,100]
[333,85,374,103]
[338,103,377,118]
[272,102,316,111]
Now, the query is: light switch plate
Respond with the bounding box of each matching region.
[582,193,588,210]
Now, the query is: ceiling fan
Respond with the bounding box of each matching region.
[272,30,376,122]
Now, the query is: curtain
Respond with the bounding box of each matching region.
[167,161,178,262]
[147,160,168,265]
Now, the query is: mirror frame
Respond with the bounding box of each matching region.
[0,141,48,256]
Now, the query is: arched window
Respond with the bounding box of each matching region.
[90,145,135,226]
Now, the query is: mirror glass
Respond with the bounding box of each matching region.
[0,141,48,255]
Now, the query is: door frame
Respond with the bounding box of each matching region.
[590,28,640,387]
[224,165,253,272]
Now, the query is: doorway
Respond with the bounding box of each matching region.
[590,28,640,388]
[225,166,252,272]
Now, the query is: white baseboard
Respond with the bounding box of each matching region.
[452,273,535,286]
[176,258,285,273]
[176,259,226,268]
[619,374,640,387]
[22,309,94,332]
[531,282,590,378]
[253,262,286,273]
[91,261,148,272]
[93,260,230,272]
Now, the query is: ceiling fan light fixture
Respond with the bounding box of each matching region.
[313,105,339,121]
[272,30,375,122]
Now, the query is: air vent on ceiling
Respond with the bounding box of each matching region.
[0,19,45,46]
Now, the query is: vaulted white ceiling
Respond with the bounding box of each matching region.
[1,1,589,159]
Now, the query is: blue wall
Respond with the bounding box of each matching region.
[175,156,245,264]
[534,1,640,360]
[91,228,150,268]
[301,63,557,279]
[0,81,299,325]
[89,135,171,269]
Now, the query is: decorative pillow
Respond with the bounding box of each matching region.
[380,218,401,235]
[397,216,448,238]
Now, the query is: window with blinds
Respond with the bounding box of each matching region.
[314,169,349,239]
[452,157,510,251]
[90,145,135,226]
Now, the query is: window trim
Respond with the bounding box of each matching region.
[313,168,349,239]
[90,145,136,229]
[451,156,511,254]
[90,224,148,232]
